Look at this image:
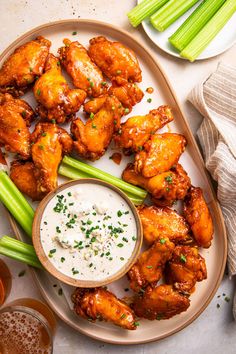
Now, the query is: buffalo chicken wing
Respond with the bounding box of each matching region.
[31,123,73,194]
[137,205,190,245]
[115,106,173,154]
[33,54,86,123]
[128,238,175,292]
[10,161,46,201]
[84,82,144,115]
[71,96,123,161]
[165,245,207,293]
[122,163,191,205]
[0,93,34,159]
[132,284,190,320]
[184,186,214,248]
[58,39,107,97]
[72,287,137,330]
[88,36,142,85]
[134,133,187,178]
[0,36,51,97]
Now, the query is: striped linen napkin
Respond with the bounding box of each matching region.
[188,63,236,319]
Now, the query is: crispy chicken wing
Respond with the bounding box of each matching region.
[183,186,214,248]
[137,205,190,245]
[84,82,144,115]
[122,163,191,205]
[88,36,142,85]
[0,93,34,159]
[10,161,46,201]
[128,238,175,292]
[165,245,207,293]
[31,122,73,194]
[72,287,136,330]
[33,54,86,123]
[134,133,187,178]
[0,36,51,97]
[115,106,173,154]
[71,96,123,161]
[58,39,107,97]
[132,284,190,320]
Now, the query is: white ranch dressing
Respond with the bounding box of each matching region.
[40,183,138,281]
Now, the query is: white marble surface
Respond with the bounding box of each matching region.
[0,1,236,353]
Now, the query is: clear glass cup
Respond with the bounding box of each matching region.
[0,259,12,306]
[0,298,57,354]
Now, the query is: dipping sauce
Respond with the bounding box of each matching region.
[40,183,138,281]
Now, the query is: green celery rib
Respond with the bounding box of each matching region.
[0,171,34,218]
[150,0,200,32]
[61,156,147,199]
[59,163,145,205]
[58,163,89,180]
[0,237,42,269]
[0,236,36,258]
[0,171,34,237]
[169,0,226,51]
[127,0,169,27]
[180,0,236,62]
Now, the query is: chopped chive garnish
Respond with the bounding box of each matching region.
[117,210,122,217]
[180,254,187,263]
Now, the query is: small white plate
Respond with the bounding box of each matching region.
[138,0,236,60]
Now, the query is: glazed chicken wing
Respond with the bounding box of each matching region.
[84,82,144,115]
[0,36,51,97]
[33,54,86,123]
[10,161,46,201]
[0,93,34,159]
[128,238,175,292]
[72,287,136,330]
[137,205,190,245]
[115,106,173,154]
[88,36,142,85]
[122,163,191,205]
[134,133,187,178]
[183,186,214,248]
[31,122,73,194]
[165,245,207,293]
[71,96,123,161]
[58,39,107,97]
[132,284,190,320]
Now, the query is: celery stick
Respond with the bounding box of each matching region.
[180,0,236,61]
[169,0,226,51]
[59,163,145,205]
[61,156,147,199]
[0,237,42,269]
[0,236,35,258]
[58,163,89,180]
[0,173,33,237]
[127,0,169,27]
[125,192,144,205]
[150,0,199,32]
[0,171,34,219]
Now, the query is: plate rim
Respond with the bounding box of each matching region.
[1,18,227,345]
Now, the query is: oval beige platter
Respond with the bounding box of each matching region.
[2,19,227,345]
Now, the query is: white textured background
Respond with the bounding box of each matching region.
[0,1,235,353]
